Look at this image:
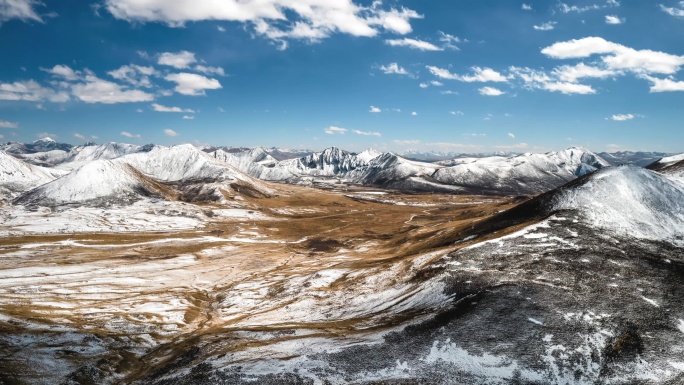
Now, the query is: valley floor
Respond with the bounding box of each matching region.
[0,185,517,384]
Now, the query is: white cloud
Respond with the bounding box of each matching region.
[74,133,86,140]
[426,65,458,80]
[479,86,505,96]
[194,65,225,76]
[136,108,143,113]
[42,64,79,81]
[420,80,443,88]
[151,103,195,113]
[324,126,347,135]
[379,62,409,75]
[610,113,634,121]
[641,75,684,92]
[464,133,486,137]
[533,21,557,31]
[217,25,226,32]
[104,0,422,47]
[369,105,381,113]
[552,62,618,82]
[182,115,194,120]
[0,0,44,23]
[164,128,179,136]
[440,90,458,95]
[558,0,618,13]
[164,73,222,96]
[605,15,624,24]
[158,51,196,69]
[661,2,684,17]
[353,129,381,137]
[0,120,18,128]
[542,81,596,94]
[120,131,141,138]
[449,110,463,116]
[72,75,155,103]
[0,80,69,102]
[37,132,57,139]
[542,36,684,75]
[508,132,515,138]
[108,64,157,87]
[438,31,462,50]
[426,66,507,83]
[385,38,442,51]
[522,4,532,10]
[458,67,508,82]
[411,111,417,116]
[218,107,226,112]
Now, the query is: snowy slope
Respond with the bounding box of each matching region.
[598,151,672,167]
[553,165,684,245]
[350,152,444,186]
[14,160,171,206]
[277,147,371,177]
[0,151,66,193]
[59,142,142,170]
[647,153,684,171]
[13,150,69,167]
[117,144,275,200]
[432,147,609,195]
[356,148,382,163]
[211,149,294,181]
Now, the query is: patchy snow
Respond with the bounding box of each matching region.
[553,166,684,246]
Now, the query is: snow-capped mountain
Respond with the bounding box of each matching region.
[277,147,372,177]
[210,148,295,181]
[647,152,684,171]
[598,151,672,167]
[116,144,275,202]
[0,151,66,195]
[64,142,142,165]
[0,138,73,154]
[348,152,455,191]
[14,160,172,207]
[431,147,610,195]
[12,150,69,167]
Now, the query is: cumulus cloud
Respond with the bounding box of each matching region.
[194,65,225,76]
[385,38,442,51]
[522,4,532,10]
[426,66,507,83]
[0,120,18,128]
[369,105,381,113]
[151,103,195,113]
[158,51,196,69]
[541,36,684,75]
[479,86,505,96]
[610,113,634,121]
[438,31,462,50]
[182,115,194,120]
[542,81,596,94]
[552,62,618,82]
[164,73,222,96]
[0,80,70,102]
[605,15,624,24]
[533,21,557,31]
[108,64,157,87]
[661,2,684,17]
[72,75,155,103]
[164,128,179,136]
[104,0,422,47]
[558,0,618,13]
[641,75,684,92]
[324,126,347,135]
[120,131,141,138]
[379,62,409,75]
[42,64,79,81]
[353,129,381,137]
[411,111,417,116]
[0,0,45,23]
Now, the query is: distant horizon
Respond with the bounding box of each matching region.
[4,136,680,157]
[2,1,684,153]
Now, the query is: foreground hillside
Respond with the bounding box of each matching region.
[0,161,683,384]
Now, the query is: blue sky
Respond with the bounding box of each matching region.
[1,0,684,153]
